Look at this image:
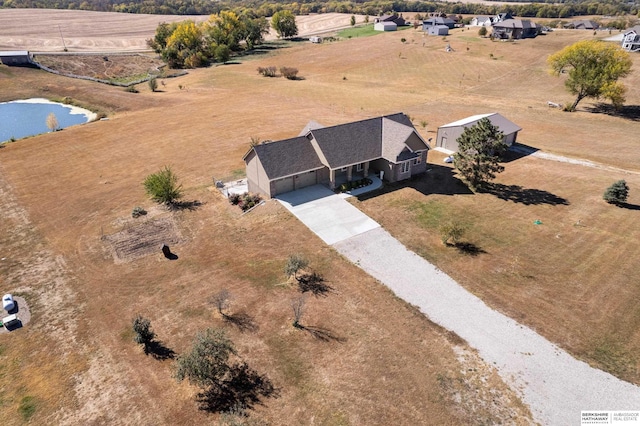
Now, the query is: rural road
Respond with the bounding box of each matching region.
[278,184,640,425]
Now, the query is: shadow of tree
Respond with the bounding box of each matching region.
[299,325,346,343]
[297,272,335,297]
[480,183,569,206]
[452,242,487,256]
[616,202,640,211]
[223,312,259,333]
[357,164,474,201]
[585,103,640,122]
[170,200,203,211]
[145,340,177,360]
[197,363,279,413]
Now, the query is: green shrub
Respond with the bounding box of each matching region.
[125,85,139,93]
[18,396,37,421]
[603,180,629,205]
[440,221,466,246]
[229,193,242,205]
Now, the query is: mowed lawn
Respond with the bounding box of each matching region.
[0,20,639,423]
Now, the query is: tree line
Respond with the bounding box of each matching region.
[1,0,638,19]
[147,10,297,68]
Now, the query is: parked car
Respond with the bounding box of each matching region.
[2,294,15,312]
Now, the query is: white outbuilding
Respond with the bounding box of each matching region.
[436,113,522,152]
[374,22,397,31]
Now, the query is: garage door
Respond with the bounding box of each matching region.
[295,171,317,189]
[274,177,294,195]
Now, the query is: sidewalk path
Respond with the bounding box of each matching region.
[278,185,640,425]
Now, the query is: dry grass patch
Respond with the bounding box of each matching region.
[3,14,639,422]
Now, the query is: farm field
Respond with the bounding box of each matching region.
[1,11,640,424]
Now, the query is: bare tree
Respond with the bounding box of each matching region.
[211,289,232,316]
[46,112,59,132]
[291,295,306,328]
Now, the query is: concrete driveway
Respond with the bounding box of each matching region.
[276,184,380,245]
[277,183,640,425]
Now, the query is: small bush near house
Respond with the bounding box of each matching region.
[603,180,629,205]
[280,67,299,80]
[228,193,242,205]
[257,66,277,77]
[230,192,262,211]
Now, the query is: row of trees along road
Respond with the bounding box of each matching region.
[148,10,297,68]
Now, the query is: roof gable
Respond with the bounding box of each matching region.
[308,117,383,168]
[249,136,324,180]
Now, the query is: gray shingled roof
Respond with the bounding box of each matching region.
[252,136,325,180]
[308,117,383,168]
[247,113,429,180]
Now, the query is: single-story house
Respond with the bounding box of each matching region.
[243,113,430,198]
[0,51,32,66]
[309,36,323,43]
[428,25,449,36]
[374,21,397,32]
[374,14,407,26]
[422,17,456,30]
[492,19,539,39]
[622,25,640,52]
[470,16,493,27]
[435,113,521,152]
[564,20,599,30]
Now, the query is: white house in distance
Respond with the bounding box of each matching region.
[435,113,522,152]
[622,25,640,52]
[374,21,397,31]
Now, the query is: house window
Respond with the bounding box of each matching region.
[356,163,363,172]
[400,161,410,174]
[413,155,422,166]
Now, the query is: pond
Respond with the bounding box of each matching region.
[0,98,97,143]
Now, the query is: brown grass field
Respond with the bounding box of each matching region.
[1,11,640,424]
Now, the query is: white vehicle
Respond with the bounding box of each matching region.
[2,294,15,312]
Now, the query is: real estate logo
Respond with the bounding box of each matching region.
[581,411,640,425]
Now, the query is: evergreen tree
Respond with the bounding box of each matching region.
[453,118,507,190]
[603,180,629,205]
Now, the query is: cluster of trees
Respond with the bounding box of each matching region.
[148,11,271,68]
[2,0,639,19]
[148,10,298,68]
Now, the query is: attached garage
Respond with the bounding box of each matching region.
[295,170,317,188]
[273,177,295,195]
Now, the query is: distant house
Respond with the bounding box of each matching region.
[422,17,456,30]
[0,51,32,66]
[374,14,407,26]
[309,36,323,43]
[243,113,430,198]
[428,25,449,36]
[492,12,513,24]
[492,19,539,39]
[470,16,493,27]
[436,113,521,152]
[564,20,599,30]
[622,25,640,52]
[374,22,397,32]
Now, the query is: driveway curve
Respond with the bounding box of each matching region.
[278,185,640,425]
